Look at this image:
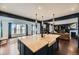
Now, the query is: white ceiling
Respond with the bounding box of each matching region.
[0,3,79,21]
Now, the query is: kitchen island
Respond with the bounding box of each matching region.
[18,34,60,55]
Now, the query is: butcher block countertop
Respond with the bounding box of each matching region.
[19,34,60,53]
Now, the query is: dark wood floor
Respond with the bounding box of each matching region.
[0,38,79,55]
[55,39,79,55]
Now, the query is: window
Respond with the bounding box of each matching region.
[11,23,26,37]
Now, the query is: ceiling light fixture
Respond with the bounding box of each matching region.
[1,5,7,10]
[42,16,44,26]
[35,6,42,35]
[41,15,44,37]
[71,8,75,11]
[52,11,55,33]
[66,7,75,12]
[35,12,37,34]
[35,13,37,24]
[38,6,42,10]
[52,13,55,25]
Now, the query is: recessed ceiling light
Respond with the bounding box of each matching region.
[1,5,7,10]
[71,8,75,11]
[38,6,42,10]
[67,7,75,11]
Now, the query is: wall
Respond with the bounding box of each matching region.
[54,18,78,25]
[49,18,78,33]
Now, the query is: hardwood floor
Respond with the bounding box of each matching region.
[0,38,79,55]
[0,38,19,55]
[55,39,79,55]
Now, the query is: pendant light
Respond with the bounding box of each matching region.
[52,13,55,33]
[41,16,44,37]
[42,16,44,27]
[35,13,37,34]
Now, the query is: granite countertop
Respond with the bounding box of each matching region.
[19,34,60,53]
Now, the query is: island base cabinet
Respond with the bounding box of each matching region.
[48,41,59,55]
[24,44,48,55]
[34,45,48,55]
[18,40,48,55]
[24,45,34,55]
[18,40,25,55]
